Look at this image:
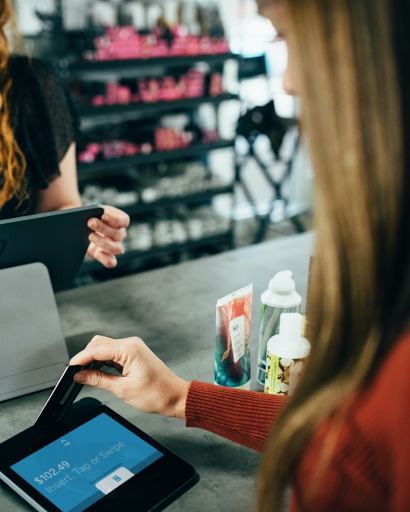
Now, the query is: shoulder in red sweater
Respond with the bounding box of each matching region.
[293,330,410,512]
[186,331,410,512]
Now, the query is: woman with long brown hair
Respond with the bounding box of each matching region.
[70,0,410,510]
[0,0,129,268]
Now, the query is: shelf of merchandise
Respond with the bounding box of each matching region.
[80,231,233,274]
[121,184,234,217]
[69,53,241,76]
[77,140,235,179]
[72,50,238,282]
[76,93,239,119]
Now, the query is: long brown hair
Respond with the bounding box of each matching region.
[0,0,27,211]
[258,0,410,510]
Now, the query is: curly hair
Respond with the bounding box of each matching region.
[0,0,27,211]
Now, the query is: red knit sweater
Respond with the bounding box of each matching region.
[185,331,410,511]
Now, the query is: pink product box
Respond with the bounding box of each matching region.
[217,39,230,53]
[96,49,115,61]
[117,86,132,104]
[92,95,106,106]
[78,151,95,163]
[94,36,111,50]
[90,26,230,62]
[78,143,103,163]
[78,140,153,163]
[105,26,136,41]
[155,128,193,152]
[110,46,143,60]
[185,87,205,98]
[184,36,201,56]
[149,41,169,58]
[87,143,102,156]
[123,142,139,156]
[106,82,118,105]
[210,73,224,97]
[96,83,132,106]
[158,88,182,101]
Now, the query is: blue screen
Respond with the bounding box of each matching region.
[12,413,163,512]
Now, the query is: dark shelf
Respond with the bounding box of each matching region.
[122,184,234,216]
[77,140,235,179]
[76,93,239,119]
[69,53,241,75]
[81,232,233,273]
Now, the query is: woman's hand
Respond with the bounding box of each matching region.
[70,336,190,419]
[87,206,130,268]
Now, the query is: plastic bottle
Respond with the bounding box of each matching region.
[265,313,310,395]
[257,271,302,386]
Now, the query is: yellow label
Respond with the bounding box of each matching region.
[268,355,280,394]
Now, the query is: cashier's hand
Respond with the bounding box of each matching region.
[86,206,130,268]
[70,336,190,420]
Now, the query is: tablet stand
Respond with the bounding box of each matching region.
[0,263,69,402]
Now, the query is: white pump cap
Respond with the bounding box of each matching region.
[269,270,296,295]
[279,312,303,341]
[267,312,310,360]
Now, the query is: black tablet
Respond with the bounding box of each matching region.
[0,205,104,292]
[0,404,198,512]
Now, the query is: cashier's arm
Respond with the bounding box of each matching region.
[35,143,130,268]
[70,336,190,420]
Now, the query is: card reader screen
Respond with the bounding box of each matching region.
[11,413,163,512]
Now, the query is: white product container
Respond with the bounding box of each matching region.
[90,1,118,27]
[265,313,310,396]
[120,2,147,31]
[257,271,302,386]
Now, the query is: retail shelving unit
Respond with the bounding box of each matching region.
[68,53,240,75]
[77,140,235,179]
[70,52,239,280]
[80,232,232,275]
[76,93,238,120]
[120,184,234,216]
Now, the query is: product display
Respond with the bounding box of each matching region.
[121,207,231,254]
[81,162,229,207]
[265,313,310,396]
[81,185,139,208]
[65,1,235,281]
[215,284,253,390]
[78,132,220,163]
[77,116,220,164]
[83,26,230,63]
[71,70,225,108]
[257,271,302,386]
[138,162,228,203]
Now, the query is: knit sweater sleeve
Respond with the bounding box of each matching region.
[185,380,288,452]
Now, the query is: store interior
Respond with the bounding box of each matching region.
[2,1,406,511]
[12,0,312,286]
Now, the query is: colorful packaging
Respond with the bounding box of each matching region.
[214,284,253,390]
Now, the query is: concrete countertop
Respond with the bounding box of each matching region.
[0,232,314,512]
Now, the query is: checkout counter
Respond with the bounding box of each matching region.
[0,232,314,512]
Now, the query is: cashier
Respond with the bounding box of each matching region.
[72,0,410,510]
[0,2,129,267]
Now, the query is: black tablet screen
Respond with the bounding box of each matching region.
[11,413,163,512]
